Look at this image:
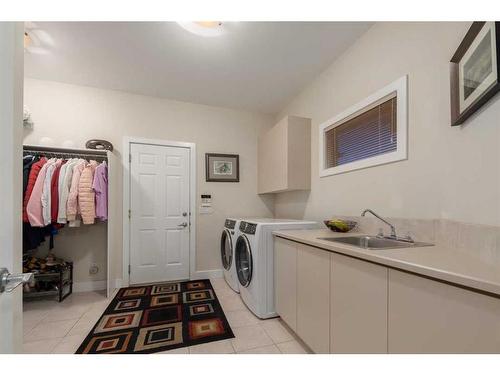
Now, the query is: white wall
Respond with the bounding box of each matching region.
[274,22,500,227]
[23,78,275,285]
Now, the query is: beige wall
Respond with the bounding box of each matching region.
[23,78,275,285]
[23,22,500,287]
[274,22,500,228]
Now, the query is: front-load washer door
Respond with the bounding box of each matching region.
[220,228,233,271]
[235,234,253,287]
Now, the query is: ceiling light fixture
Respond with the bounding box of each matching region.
[177,21,226,37]
[24,22,55,54]
[24,32,32,48]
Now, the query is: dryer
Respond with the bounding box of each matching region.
[220,218,241,292]
[235,218,317,319]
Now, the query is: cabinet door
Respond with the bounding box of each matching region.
[274,237,298,331]
[330,254,388,353]
[297,244,330,353]
[257,118,287,193]
[388,269,500,353]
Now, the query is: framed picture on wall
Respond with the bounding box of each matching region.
[205,153,240,182]
[450,21,500,126]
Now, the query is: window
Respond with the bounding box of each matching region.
[319,75,407,177]
[325,95,397,168]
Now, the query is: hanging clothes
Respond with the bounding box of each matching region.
[21,149,109,253]
[79,160,98,224]
[67,159,86,226]
[23,155,38,195]
[51,159,66,223]
[57,158,78,224]
[23,157,47,223]
[93,161,108,222]
[23,222,51,253]
[42,159,62,226]
[27,158,55,227]
[23,155,49,253]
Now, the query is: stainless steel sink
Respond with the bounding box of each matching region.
[317,235,434,250]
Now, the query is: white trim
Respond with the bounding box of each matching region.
[73,280,107,293]
[106,150,112,298]
[319,75,408,177]
[191,269,223,280]
[122,136,197,287]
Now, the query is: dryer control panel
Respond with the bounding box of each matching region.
[224,219,236,229]
[239,221,257,235]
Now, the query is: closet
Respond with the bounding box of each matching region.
[22,145,113,299]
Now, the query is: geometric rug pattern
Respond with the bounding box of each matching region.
[76,279,234,354]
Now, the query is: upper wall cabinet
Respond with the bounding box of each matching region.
[258,115,311,194]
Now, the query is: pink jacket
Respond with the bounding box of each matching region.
[66,160,86,222]
[78,160,98,224]
[93,161,108,221]
[26,159,55,227]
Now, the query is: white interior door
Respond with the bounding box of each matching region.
[130,143,191,284]
[0,22,24,354]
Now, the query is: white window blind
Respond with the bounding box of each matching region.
[325,96,397,168]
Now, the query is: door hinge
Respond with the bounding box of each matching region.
[128,265,131,274]
[129,154,132,163]
[128,209,131,219]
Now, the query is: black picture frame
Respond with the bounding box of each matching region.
[205,153,240,182]
[450,21,500,126]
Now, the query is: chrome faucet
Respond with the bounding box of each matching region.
[361,209,414,243]
[361,209,397,239]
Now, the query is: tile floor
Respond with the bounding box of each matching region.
[23,278,311,354]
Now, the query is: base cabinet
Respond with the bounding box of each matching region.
[297,244,331,353]
[388,269,500,353]
[274,237,500,354]
[274,237,298,331]
[330,254,388,353]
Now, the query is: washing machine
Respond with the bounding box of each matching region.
[220,218,242,292]
[235,218,317,319]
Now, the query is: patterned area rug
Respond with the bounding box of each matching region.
[76,279,234,354]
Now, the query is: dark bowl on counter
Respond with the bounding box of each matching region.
[323,219,357,233]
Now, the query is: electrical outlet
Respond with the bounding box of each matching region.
[89,263,99,275]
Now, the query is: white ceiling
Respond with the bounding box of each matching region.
[24,22,372,114]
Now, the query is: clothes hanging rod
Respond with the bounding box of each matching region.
[22,150,108,160]
[23,144,108,158]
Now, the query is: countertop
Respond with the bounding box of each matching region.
[273,229,500,296]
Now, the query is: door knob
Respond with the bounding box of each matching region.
[0,268,34,293]
[177,222,188,228]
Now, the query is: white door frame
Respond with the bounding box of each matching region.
[122,137,196,286]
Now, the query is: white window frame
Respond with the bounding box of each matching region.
[319,75,408,177]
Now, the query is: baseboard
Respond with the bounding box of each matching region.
[116,271,222,289]
[73,279,123,293]
[115,278,123,289]
[73,280,106,292]
[191,269,223,280]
